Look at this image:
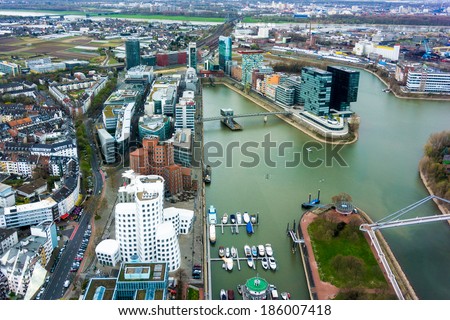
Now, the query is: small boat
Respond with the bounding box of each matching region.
[227,289,235,300]
[281,292,291,300]
[302,190,320,209]
[220,289,227,300]
[230,214,236,224]
[209,224,216,244]
[265,244,273,257]
[236,212,242,224]
[237,285,242,295]
[250,214,257,224]
[225,258,233,271]
[225,247,230,258]
[247,256,254,268]
[251,246,257,257]
[222,213,228,224]
[218,246,225,258]
[243,212,250,223]
[269,257,277,270]
[208,205,217,224]
[258,245,265,257]
[231,246,237,258]
[261,257,269,270]
[244,245,251,257]
[246,221,254,234]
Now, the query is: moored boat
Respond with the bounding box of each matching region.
[261,257,269,270]
[247,256,254,268]
[225,258,233,271]
[265,244,273,257]
[244,245,251,257]
[227,289,235,300]
[251,246,257,257]
[237,285,242,295]
[220,289,227,300]
[222,213,228,224]
[208,205,217,224]
[246,221,254,234]
[230,214,236,224]
[281,292,291,300]
[268,257,277,270]
[231,246,237,258]
[243,212,250,223]
[218,246,225,258]
[250,214,257,224]
[236,212,242,224]
[225,247,230,258]
[258,244,265,257]
[209,225,216,244]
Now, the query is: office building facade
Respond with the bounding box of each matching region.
[239,50,264,86]
[327,66,360,113]
[218,36,232,71]
[300,67,332,116]
[188,42,197,72]
[126,39,141,70]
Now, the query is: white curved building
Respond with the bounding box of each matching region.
[115,170,183,271]
[95,239,120,267]
[163,207,194,235]
[155,223,180,271]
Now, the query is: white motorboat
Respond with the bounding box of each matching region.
[268,257,277,270]
[244,245,251,257]
[251,246,258,257]
[220,289,227,300]
[218,246,225,258]
[247,256,253,268]
[236,212,242,224]
[225,247,230,258]
[222,213,228,224]
[231,246,237,258]
[261,257,269,270]
[281,292,291,300]
[265,244,273,257]
[226,258,233,271]
[258,245,265,257]
[243,212,250,223]
[209,225,216,244]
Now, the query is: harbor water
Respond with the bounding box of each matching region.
[203,70,450,300]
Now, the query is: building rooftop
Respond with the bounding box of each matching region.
[118,262,166,282]
[95,239,120,256]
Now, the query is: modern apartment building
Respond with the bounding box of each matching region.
[300,67,332,116]
[174,91,196,133]
[98,128,116,164]
[239,50,264,86]
[0,61,20,76]
[275,85,295,107]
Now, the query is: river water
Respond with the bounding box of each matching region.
[203,70,450,300]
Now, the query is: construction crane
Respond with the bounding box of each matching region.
[422,39,432,60]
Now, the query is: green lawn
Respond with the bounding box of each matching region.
[187,287,200,300]
[308,216,389,289]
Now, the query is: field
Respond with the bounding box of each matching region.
[308,212,391,293]
[0,36,124,64]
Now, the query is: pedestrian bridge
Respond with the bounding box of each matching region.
[197,111,292,123]
[360,195,450,300]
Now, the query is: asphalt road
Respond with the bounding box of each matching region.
[41,212,92,300]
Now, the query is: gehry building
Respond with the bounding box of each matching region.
[113,170,193,272]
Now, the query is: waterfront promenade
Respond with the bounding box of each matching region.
[209,78,358,145]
